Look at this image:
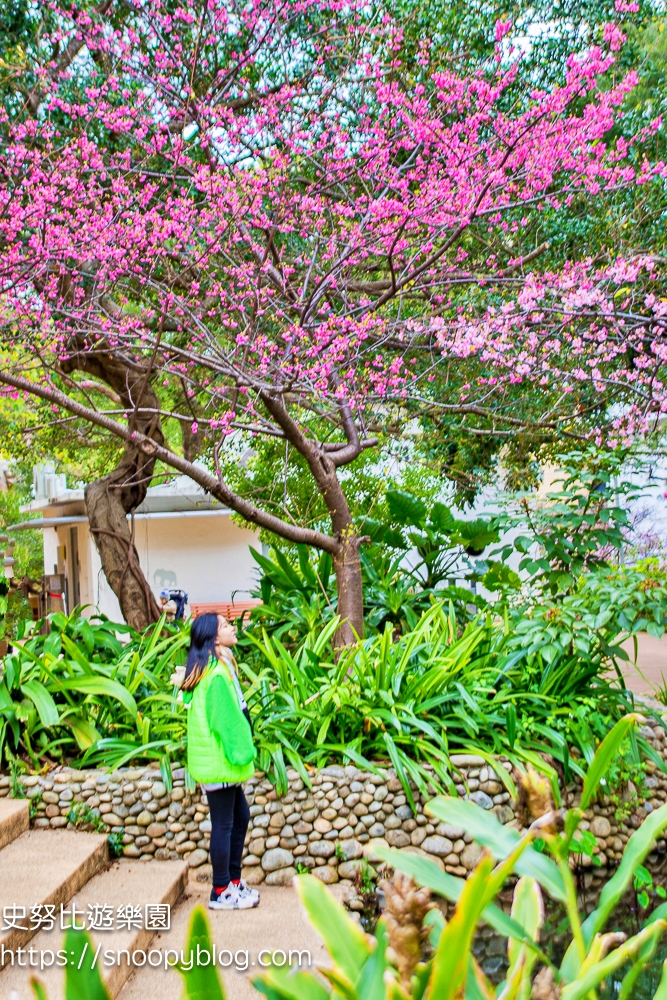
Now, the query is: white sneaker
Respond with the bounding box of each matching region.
[209,885,255,910]
[235,879,260,907]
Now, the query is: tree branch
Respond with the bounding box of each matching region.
[0,372,338,554]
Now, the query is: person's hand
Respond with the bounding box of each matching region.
[170,665,186,688]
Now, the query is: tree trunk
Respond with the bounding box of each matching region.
[333,535,365,647]
[61,349,164,630]
[85,448,162,631]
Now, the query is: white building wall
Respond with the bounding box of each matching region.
[49,513,260,621]
[133,512,260,605]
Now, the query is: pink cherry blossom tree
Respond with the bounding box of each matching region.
[0,0,663,638]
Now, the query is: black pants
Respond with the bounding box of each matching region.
[206,785,250,888]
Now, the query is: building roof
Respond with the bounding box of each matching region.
[20,465,228,519]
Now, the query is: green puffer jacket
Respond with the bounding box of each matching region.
[186,659,256,784]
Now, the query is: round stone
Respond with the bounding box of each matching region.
[243,866,266,886]
[461,842,483,869]
[146,823,167,839]
[336,839,363,861]
[310,840,336,858]
[265,866,296,886]
[590,816,612,838]
[422,836,453,857]
[187,849,209,868]
[176,841,196,853]
[261,848,295,872]
[311,865,339,884]
[362,838,390,863]
[136,810,153,826]
[385,830,410,848]
[338,860,371,880]
[469,791,494,810]
[314,818,332,834]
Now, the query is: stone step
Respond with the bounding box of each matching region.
[0,798,29,852]
[0,858,188,998]
[0,828,108,967]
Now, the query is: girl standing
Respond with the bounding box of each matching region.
[180,612,259,910]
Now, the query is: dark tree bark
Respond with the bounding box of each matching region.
[0,370,375,643]
[259,392,367,647]
[60,350,163,631]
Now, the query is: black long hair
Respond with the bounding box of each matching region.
[183,613,220,691]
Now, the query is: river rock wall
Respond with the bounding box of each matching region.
[1,720,666,886]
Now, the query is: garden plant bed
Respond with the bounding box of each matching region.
[4,713,667,887]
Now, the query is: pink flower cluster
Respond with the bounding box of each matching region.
[0,0,662,440]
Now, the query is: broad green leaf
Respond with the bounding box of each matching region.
[508,877,543,972]
[318,966,359,999]
[176,905,225,1000]
[559,922,667,1000]
[429,854,496,999]
[386,489,427,527]
[653,958,667,1000]
[63,714,102,750]
[580,714,641,811]
[355,919,390,1000]
[61,634,94,673]
[0,682,15,711]
[253,967,331,1000]
[426,798,565,901]
[575,802,667,957]
[376,846,533,942]
[63,928,112,1000]
[295,875,371,983]
[56,677,138,719]
[20,681,59,728]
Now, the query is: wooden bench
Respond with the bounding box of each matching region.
[189,600,261,621]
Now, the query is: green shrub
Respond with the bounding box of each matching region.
[255,715,667,1000]
[240,602,638,801]
[0,609,188,778]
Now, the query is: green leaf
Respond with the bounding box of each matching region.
[580,714,641,811]
[426,797,565,901]
[507,877,543,978]
[63,714,101,750]
[31,977,49,1000]
[253,967,331,1000]
[653,958,667,1000]
[63,928,112,1000]
[20,680,59,728]
[295,875,371,982]
[355,918,389,1000]
[430,502,456,532]
[559,922,666,1000]
[429,854,496,999]
[583,803,667,943]
[376,847,532,942]
[56,677,138,719]
[386,490,427,528]
[60,635,94,673]
[176,905,226,1000]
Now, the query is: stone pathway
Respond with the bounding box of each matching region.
[117,878,336,1000]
